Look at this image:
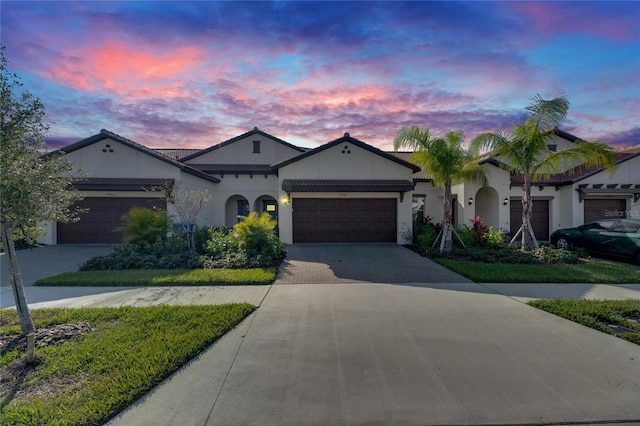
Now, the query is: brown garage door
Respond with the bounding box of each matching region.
[510,199,549,241]
[584,199,626,223]
[57,197,166,244]
[293,198,396,243]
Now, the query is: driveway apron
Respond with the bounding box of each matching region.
[275,243,472,284]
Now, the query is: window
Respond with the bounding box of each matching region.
[412,195,425,222]
[253,140,261,153]
[583,220,616,231]
[237,200,250,222]
[613,220,640,233]
[547,144,557,152]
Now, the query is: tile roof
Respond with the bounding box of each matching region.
[188,164,275,174]
[282,179,415,192]
[153,148,201,160]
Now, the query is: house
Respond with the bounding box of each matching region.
[38,128,640,245]
[437,130,640,241]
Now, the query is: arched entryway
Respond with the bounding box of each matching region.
[254,195,278,221]
[475,187,499,229]
[225,195,249,226]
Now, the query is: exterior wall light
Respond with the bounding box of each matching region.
[503,197,509,205]
[468,197,473,205]
[280,195,290,206]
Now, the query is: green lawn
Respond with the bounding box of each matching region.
[34,268,277,287]
[528,299,640,345]
[436,258,640,283]
[0,304,255,425]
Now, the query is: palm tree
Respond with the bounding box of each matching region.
[471,94,618,251]
[394,127,486,252]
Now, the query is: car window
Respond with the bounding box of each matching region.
[612,221,640,233]
[583,221,616,231]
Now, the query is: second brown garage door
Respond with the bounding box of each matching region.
[57,197,166,244]
[293,198,397,243]
[584,199,626,223]
[510,199,550,241]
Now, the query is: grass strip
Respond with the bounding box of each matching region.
[528,299,640,345]
[34,268,277,286]
[435,258,640,283]
[1,304,256,425]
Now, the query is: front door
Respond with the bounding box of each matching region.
[237,199,250,222]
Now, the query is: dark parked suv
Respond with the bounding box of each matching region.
[550,219,640,265]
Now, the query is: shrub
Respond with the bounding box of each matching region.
[454,224,474,247]
[204,228,240,260]
[233,212,285,266]
[416,226,438,253]
[485,227,506,248]
[117,207,170,246]
[82,215,286,271]
[80,239,204,271]
[471,216,489,246]
[531,246,580,264]
[192,225,214,254]
[412,215,433,243]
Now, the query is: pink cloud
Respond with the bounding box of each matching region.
[43,41,205,99]
[506,2,639,42]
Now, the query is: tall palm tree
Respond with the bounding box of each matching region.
[471,94,618,251]
[394,127,486,252]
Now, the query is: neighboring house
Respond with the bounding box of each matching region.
[39,128,639,245]
[434,131,640,241]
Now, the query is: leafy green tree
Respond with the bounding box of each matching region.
[0,46,84,339]
[394,127,486,252]
[471,94,618,251]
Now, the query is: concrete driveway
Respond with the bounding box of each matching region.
[1,244,115,287]
[275,243,471,284]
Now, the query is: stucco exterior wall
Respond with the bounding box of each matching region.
[184,134,302,165]
[280,142,412,179]
[64,140,181,180]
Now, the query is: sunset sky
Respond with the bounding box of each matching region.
[2,1,639,150]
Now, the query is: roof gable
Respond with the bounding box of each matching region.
[272,133,421,173]
[60,129,220,183]
[180,127,306,162]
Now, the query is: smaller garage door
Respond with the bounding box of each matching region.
[510,199,550,241]
[293,198,396,243]
[57,197,166,244]
[584,199,626,223]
